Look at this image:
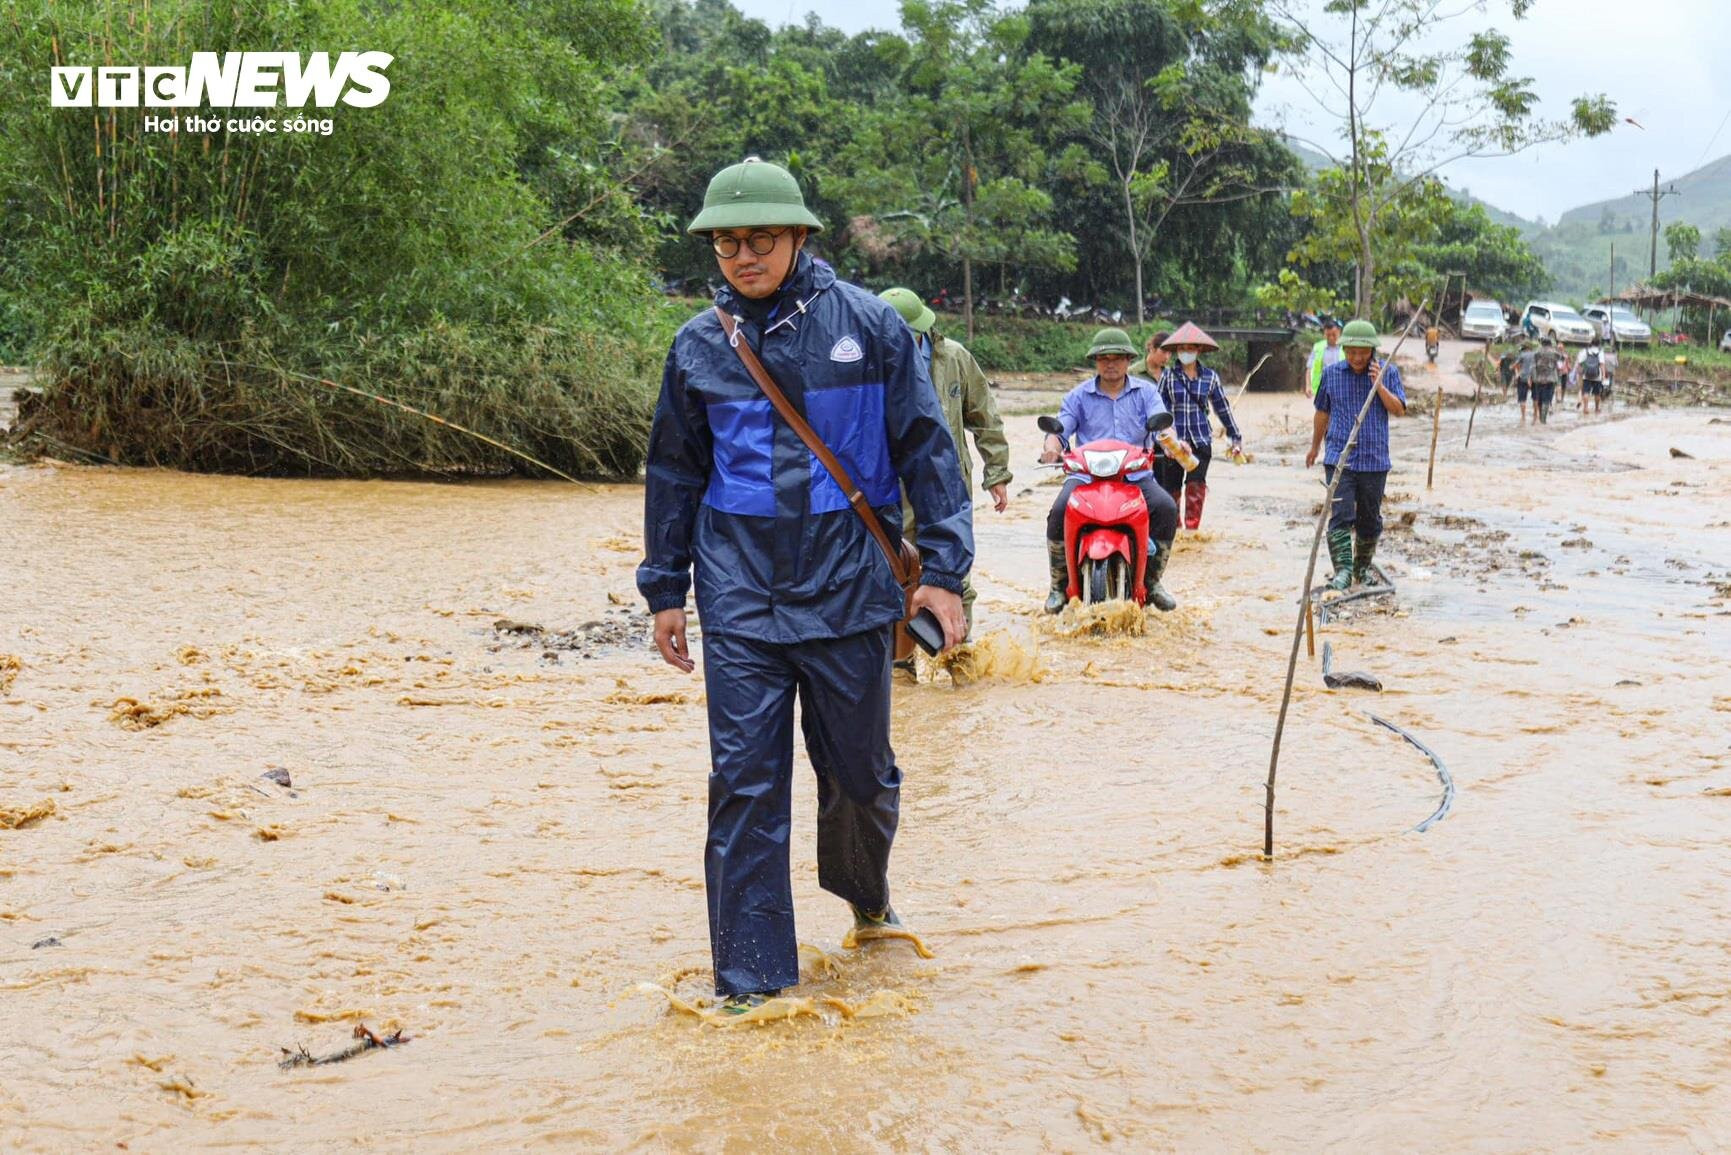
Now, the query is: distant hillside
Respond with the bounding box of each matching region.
[1559,154,1731,235]
[1534,153,1731,302]
[1272,137,1731,302]
[1278,136,1543,235]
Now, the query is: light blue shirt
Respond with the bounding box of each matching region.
[1057,375,1169,447]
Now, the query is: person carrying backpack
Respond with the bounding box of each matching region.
[1576,343,1606,415]
[1530,337,1564,425]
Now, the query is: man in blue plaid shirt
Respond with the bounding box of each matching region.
[1305,319,1407,591]
[1152,322,1244,530]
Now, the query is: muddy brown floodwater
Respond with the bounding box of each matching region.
[3,379,1730,1150]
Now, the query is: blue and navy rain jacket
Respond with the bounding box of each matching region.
[637,253,974,643]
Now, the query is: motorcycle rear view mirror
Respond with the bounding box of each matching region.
[1036,415,1063,435]
[1146,411,1173,433]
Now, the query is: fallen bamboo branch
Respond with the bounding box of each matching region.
[241,362,592,488]
[1264,302,1426,860]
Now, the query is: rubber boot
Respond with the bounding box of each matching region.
[1352,534,1379,587]
[1144,539,1178,612]
[1184,482,1207,531]
[1325,529,1354,591]
[1044,540,1070,614]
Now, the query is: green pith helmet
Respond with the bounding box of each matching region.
[686,156,824,235]
[1086,327,1138,359]
[1339,319,1380,349]
[879,287,935,334]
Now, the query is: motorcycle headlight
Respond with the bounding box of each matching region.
[1083,449,1126,477]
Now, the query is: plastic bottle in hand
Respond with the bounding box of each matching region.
[1145,411,1200,471]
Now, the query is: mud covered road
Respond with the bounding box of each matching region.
[2,376,1729,1150]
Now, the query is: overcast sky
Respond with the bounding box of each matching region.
[727,0,1731,225]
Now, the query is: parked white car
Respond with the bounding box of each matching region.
[1520,301,1598,344]
[1582,304,1653,346]
[1461,299,1507,341]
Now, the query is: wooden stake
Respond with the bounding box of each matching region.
[1464,381,1481,448]
[1426,386,1442,490]
[1304,596,1316,658]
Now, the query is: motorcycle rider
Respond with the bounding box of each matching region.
[1039,327,1180,613]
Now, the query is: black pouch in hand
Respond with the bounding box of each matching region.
[905,608,945,656]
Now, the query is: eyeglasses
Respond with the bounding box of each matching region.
[710,229,788,259]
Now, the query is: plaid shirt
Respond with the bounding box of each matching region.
[1315,358,1405,472]
[1156,365,1242,447]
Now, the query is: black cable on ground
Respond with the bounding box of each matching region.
[1369,713,1455,833]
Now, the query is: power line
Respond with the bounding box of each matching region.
[1633,169,1680,281]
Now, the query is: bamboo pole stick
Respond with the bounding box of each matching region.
[1426,385,1442,489]
[1263,301,1426,860]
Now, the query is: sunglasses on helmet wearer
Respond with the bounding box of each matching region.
[710,228,792,259]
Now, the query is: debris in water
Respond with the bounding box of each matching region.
[1615,679,1642,687]
[1669,447,1694,459]
[491,611,650,656]
[0,799,56,829]
[0,654,19,694]
[1321,643,1382,692]
[158,1075,210,1101]
[260,767,292,787]
[31,936,61,949]
[1369,714,1455,833]
[279,1023,410,1069]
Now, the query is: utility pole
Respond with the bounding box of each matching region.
[1609,241,1615,301]
[1635,168,1680,281]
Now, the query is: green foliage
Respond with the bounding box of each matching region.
[1271,0,1615,314]
[625,0,1301,316]
[1665,222,1702,264]
[1,0,667,476]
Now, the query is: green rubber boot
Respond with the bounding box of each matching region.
[1325,529,1354,591]
[1044,540,1070,614]
[1352,534,1379,587]
[1145,539,1178,612]
[717,990,779,1016]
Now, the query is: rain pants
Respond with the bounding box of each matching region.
[637,251,973,995]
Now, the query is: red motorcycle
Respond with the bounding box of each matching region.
[1037,413,1165,605]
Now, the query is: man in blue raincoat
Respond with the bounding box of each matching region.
[637,158,973,1014]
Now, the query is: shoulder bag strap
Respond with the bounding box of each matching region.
[713,306,912,588]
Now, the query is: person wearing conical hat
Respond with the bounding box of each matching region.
[879,287,1012,680]
[1037,326,1181,613]
[637,158,974,1014]
[1152,322,1242,531]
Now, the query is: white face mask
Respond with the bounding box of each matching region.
[1177,352,1198,366]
